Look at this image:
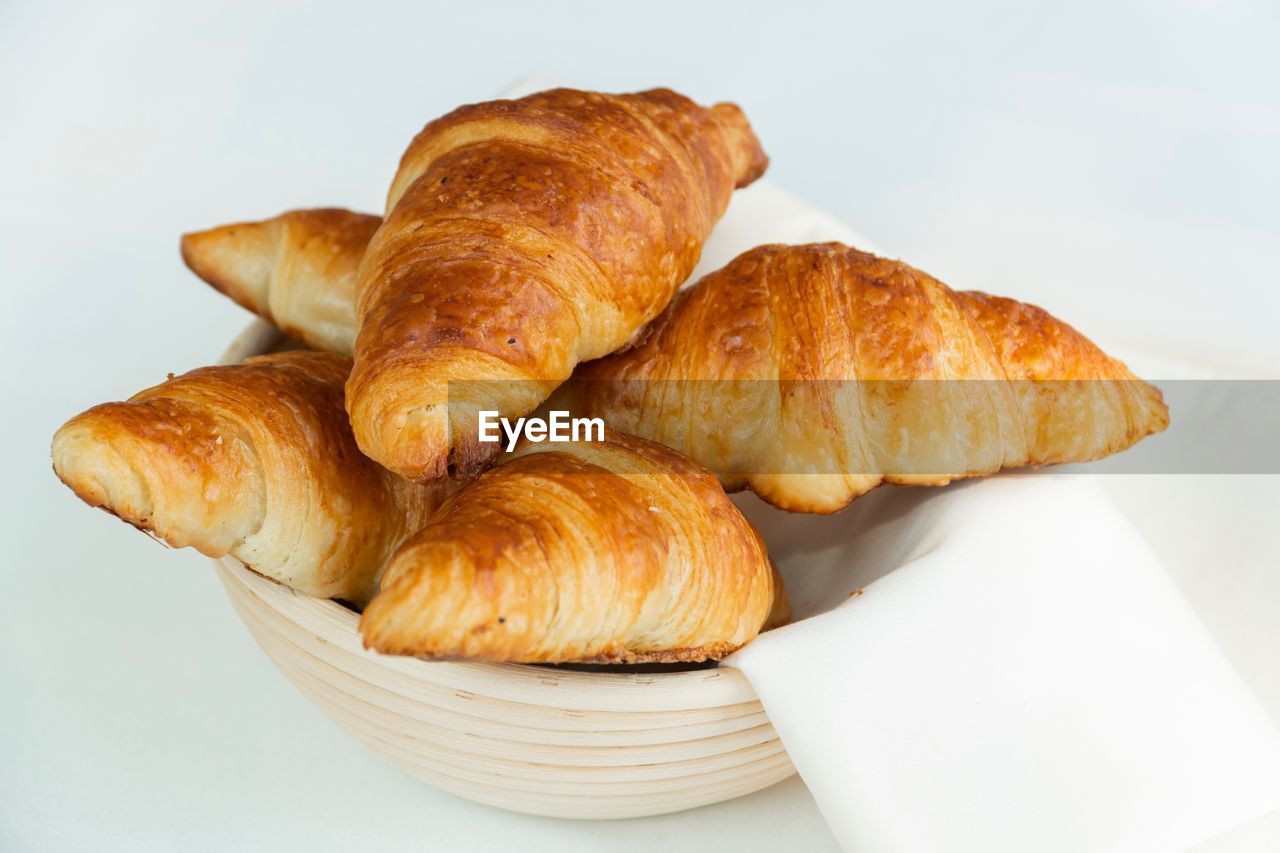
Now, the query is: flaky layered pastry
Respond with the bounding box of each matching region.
[181,208,380,354]
[360,431,787,664]
[347,87,769,481]
[558,244,1170,513]
[52,351,448,602]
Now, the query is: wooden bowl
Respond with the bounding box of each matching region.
[215,320,795,819]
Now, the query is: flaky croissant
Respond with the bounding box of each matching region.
[348,87,769,482]
[360,430,787,664]
[52,351,448,602]
[557,244,1169,513]
[181,208,380,354]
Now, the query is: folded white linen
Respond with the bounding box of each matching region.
[727,476,1280,853]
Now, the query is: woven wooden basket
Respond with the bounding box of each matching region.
[216,320,795,819]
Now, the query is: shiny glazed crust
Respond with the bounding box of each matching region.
[347,87,768,482]
[181,208,381,355]
[51,351,450,602]
[360,431,786,664]
[562,244,1170,513]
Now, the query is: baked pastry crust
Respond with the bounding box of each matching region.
[347,87,768,481]
[360,431,786,664]
[52,351,449,602]
[561,243,1170,513]
[181,208,380,355]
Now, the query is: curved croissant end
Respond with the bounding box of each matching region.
[51,351,447,602]
[360,431,786,664]
[181,208,380,355]
[564,244,1170,513]
[348,87,769,482]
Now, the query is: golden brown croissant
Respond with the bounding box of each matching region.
[181,208,380,354]
[51,351,448,602]
[360,430,787,664]
[558,244,1169,513]
[348,87,769,482]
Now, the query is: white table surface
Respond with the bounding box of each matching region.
[2,2,1277,850]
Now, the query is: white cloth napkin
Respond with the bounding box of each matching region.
[693,185,1280,852]
[727,477,1280,853]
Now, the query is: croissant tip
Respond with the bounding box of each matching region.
[51,412,159,537]
[358,599,417,658]
[710,101,768,188]
[357,615,379,652]
[178,229,210,276]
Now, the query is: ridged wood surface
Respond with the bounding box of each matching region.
[215,556,793,818]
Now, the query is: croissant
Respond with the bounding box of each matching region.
[348,87,769,481]
[360,430,787,663]
[181,208,380,354]
[558,244,1169,513]
[51,351,448,602]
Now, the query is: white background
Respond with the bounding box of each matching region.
[1,1,1277,851]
